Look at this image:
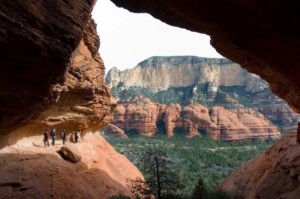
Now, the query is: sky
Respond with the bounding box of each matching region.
[92,0,222,73]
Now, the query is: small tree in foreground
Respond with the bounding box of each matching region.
[128,149,183,199]
[192,176,229,199]
[192,177,207,199]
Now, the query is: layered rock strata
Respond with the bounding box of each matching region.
[107,56,300,132]
[107,97,280,141]
[221,133,300,198]
[0,1,140,197]
[107,56,266,93]
[1,18,115,148]
[111,0,300,114]
[0,0,99,136]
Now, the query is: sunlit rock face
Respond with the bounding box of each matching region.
[0,1,141,197]
[0,1,115,146]
[107,56,300,133]
[110,97,280,141]
[111,0,300,113]
[221,133,300,198]
[0,0,96,135]
[0,133,143,199]
[107,56,266,93]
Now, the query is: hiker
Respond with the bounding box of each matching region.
[43,130,49,147]
[61,129,66,145]
[50,128,56,145]
[74,130,79,143]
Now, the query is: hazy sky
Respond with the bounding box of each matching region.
[92,0,222,73]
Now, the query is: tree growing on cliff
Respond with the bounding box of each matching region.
[128,149,183,199]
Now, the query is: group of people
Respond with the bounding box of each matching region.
[43,128,80,147]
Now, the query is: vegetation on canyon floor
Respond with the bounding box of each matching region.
[103,131,274,198]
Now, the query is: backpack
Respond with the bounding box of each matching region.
[50,130,55,136]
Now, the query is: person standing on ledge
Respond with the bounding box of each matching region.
[61,129,66,145]
[43,130,49,147]
[50,128,56,145]
[74,130,79,143]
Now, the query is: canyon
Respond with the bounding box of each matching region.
[105,56,298,140]
[110,1,300,197]
[1,0,300,198]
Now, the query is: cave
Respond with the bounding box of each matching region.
[1,0,300,198]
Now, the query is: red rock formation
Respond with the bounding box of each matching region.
[0,1,139,197]
[163,104,182,137]
[0,0,98,136]
[0,133,143,199]
[112,97,160,136]
[111,0,300,114]
[109,97,280,141]
[221,133,300,198]
[104,123,128,138]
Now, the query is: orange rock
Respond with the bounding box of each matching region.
[221,133,300,198]
[111,97,280,141]
[0,133,143,199]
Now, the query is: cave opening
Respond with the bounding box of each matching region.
[93,0,300,198]
[1,0,300,198]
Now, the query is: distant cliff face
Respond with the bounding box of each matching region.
[107,97,280,141]
[106,56,300,135]
[106,56,267,93]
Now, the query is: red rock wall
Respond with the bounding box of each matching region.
[110,97,280,141]
[0,0,99,137]
[221,133,300,198]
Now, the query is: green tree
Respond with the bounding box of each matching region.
[129,149,183,199]
[192,177,206,199]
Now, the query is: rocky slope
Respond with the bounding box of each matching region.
[220,133,300,198]
[0,132,143,199]
[106,56,299,139]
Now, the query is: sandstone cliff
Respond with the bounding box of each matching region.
[106,56,300,133]
[0,1,142,197]
[0,0,97,136]
[106,97,280,141]
[106,56,267,93]
[111,0,300,115]
[220,133,300,198]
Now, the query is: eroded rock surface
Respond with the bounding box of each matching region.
[0,0,98,136]
[107,56,266,93]
[0,1,135,198]
[0,133,143,198]
[107,97,280,141]
[221,133,300,198]
[104,123,128,138]
[107,56,300,132]
[1,18,115,148]
[111,0,300,114]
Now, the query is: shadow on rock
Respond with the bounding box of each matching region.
[0,153,132,199]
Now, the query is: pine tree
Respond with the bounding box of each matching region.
[128,149,183,199]
[192,177,206,199]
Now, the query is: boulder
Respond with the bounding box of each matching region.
[57,145,82,163]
